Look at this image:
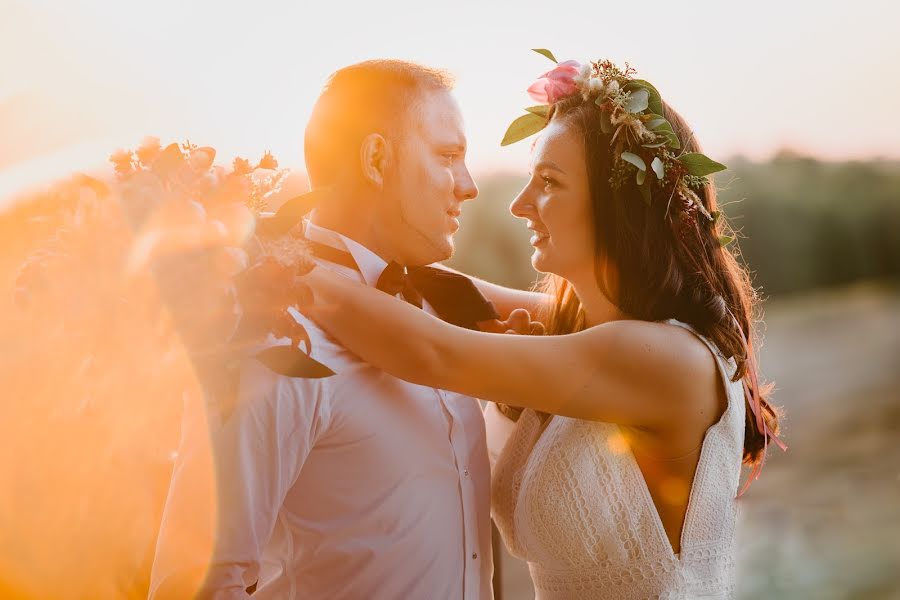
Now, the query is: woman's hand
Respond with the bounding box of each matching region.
[477,308,545,335]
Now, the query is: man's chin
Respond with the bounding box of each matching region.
[431,237,454,263]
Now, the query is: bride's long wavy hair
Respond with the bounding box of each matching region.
[536,95,780,467]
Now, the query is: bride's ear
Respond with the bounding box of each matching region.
[359,133,391,190]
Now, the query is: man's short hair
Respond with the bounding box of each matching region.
[304,60,454,187]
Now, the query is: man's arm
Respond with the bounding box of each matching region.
[149,359,332,599]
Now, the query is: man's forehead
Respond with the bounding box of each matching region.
[412,90,466,146]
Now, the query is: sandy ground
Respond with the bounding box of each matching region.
[494,283,900,600]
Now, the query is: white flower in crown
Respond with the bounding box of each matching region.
[573,62,592,86]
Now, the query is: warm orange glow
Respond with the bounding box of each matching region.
[606,431,630,455]
[659,476,691,508]
[0,177,219,598]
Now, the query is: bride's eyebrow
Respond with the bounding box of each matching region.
[534,160,566,174]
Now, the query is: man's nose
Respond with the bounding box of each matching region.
[455,164,478,201]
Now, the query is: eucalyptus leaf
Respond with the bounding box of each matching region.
[255,345,335,378]
[525,105,550,118]
[501,112,548,146]
[642,140,669,149]
[652,121,681,149]
[625,80,664,115]
[719,234,734,247]
[663,131,681,149]
[678,153,728,176]
[636,169,647,186]
[645,114,668,130]
[532,48,558,63]
[651,156,665,180]
[625,88,650,114]
[620,151,646,171]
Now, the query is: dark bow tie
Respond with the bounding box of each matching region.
[376,261,424,308]
[303,240,499,330]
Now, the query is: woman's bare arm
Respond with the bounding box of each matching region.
[303,266,714,428]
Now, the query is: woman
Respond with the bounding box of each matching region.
[298,57,783,599]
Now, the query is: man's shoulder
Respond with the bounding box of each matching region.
[237,311,369,397]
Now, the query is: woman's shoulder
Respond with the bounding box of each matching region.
[583,318,722,408]
[587,318,716,365]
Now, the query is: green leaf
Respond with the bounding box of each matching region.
[663,132,681,149]
[642,140,669,149]
[711,210,721,223]
[624,88,649,114]
[501,112,549,146]
[620,151,646,171]
[258,187,335,236]
[719,234,734,247]
[636,169,647,186]
[644,114,668,130]
[651,156,665,180]
[532,48,558,63]
[651,120,681,149]
[678,153,728,176]
[625,80,664,115]
[525,105,550,118]
[256,345,336,378]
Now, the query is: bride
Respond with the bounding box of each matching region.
[296,56,783,599]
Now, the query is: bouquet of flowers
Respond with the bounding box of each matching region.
[15,138,332,416]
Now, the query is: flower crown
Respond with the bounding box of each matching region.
[502,49,731,245]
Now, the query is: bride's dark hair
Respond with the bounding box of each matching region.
[537,95,780,467]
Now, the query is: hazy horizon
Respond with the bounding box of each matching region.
[3,0,899,199]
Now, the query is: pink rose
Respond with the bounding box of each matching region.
[527,60,581,104]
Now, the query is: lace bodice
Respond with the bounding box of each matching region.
[489,320,745,600]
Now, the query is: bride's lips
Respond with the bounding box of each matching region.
[529,226,550,247]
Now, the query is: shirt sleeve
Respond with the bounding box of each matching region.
[149,356,333,599]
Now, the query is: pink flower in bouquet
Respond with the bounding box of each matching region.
[527,60,581,104]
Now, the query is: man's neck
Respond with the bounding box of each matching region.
[310,206,398,264]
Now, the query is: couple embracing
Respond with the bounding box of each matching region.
[150,53,783,600]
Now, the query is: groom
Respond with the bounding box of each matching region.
[150,60,506,599]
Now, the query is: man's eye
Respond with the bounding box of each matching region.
[443,153,456,163]
[542,176,556,189]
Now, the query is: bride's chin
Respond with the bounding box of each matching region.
[531,251,550,273]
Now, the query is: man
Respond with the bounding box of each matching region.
[150,60,508,599]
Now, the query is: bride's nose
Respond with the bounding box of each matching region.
[509,187,534,219]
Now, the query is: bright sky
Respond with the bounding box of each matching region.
[2,0,899,196]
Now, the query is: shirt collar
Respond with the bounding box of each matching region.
[304,219,388,289]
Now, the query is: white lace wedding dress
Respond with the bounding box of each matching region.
[487,320,745,600]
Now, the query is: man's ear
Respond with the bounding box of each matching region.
[359,134,391,189]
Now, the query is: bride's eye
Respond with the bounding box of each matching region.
[542,175,557,191]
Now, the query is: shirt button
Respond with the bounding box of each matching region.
[463,469,469,477]
[472,552,478,560]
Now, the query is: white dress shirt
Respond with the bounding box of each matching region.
[149,221,493,599]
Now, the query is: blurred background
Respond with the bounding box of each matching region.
[1,0,898,598]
